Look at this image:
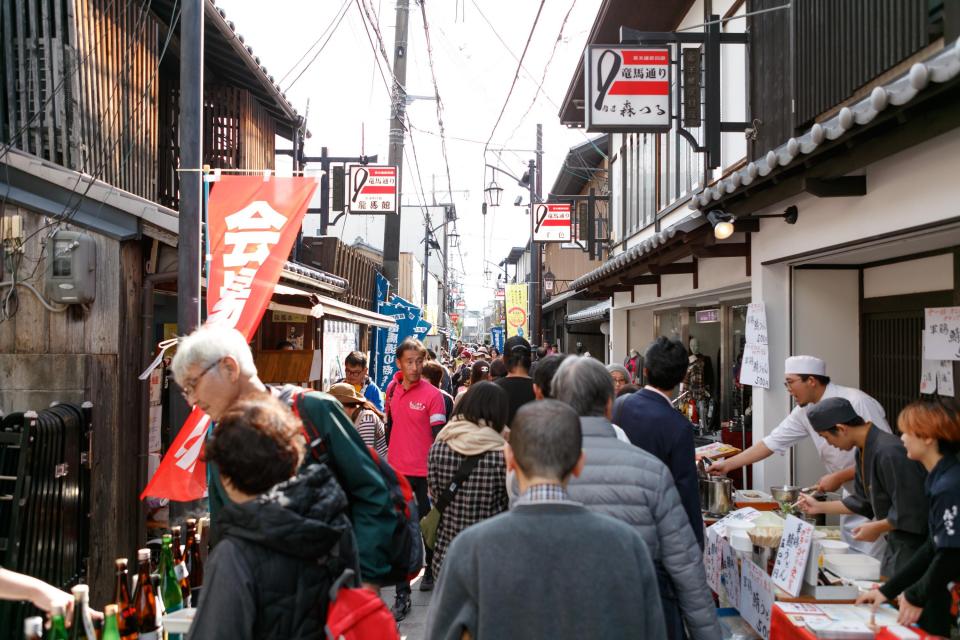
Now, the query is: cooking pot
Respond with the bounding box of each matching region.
[700,476,734,516]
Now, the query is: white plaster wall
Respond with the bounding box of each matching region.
[863,253,953,298]
[750,126,960,489]
[628,307,655,355]
[752,128,960,265]
[791,269,861,489]
[610,305,629,364]
[750,262,792,489]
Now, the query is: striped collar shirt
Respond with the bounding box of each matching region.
[515,483,576,505]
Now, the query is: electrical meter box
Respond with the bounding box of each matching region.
[44,230,97,304]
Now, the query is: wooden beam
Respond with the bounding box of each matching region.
[623,274,661,286]
[649,262,697,275]
[733,218,759,233]
[803,176,866,198]
[692,243,749,258]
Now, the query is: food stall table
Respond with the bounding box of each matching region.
[769,603,936,640]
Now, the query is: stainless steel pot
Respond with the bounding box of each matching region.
[700,476,734,516]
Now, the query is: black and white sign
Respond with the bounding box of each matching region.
[347,165,398,214]
[533,203,572,242]
[584,46,672,132]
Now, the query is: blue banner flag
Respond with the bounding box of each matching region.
[490,326,505,354]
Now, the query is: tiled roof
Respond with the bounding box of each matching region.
[688,37,960,213]
[566,299,611,324]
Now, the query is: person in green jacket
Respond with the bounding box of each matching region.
[171,326,397,591]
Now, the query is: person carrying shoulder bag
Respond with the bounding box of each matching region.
[425,381,511,579]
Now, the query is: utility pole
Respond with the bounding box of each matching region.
[422,211,431,310]
[529,123,543,346]
[382,0,410,289]
[172,0,203,518]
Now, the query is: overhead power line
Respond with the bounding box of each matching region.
[482,0,546,154]
[418,0,455,206]
[281,0,352,91]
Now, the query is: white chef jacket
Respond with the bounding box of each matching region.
[762,383,892,558]
[762,383,892,482]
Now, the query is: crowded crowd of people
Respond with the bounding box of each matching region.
[6,328,959,639]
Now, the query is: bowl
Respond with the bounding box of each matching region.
[770,485,801,504]
[818,540,849,554]
[748,526,783,548]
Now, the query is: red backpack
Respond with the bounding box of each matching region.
[326,569,399,640]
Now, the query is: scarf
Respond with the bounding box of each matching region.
[436,417,506,456]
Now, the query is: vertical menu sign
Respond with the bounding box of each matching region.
[585,46,672,132]
[348,165,398,214]
[533,203,572,242]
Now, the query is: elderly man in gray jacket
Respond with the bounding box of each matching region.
[552,356,721,640]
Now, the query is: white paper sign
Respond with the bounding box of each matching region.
[309,349,324,382]
[709,507,761,538]
[704,528,722,594]
[739,343,770,389]
[745,303,768,345]
[740,559,775,639]
[771,515,815,597]
[923,306,960,361]
[938,361,955,395]
[719,536,741,607]
[922,360,955,396]
[148,405,163,452]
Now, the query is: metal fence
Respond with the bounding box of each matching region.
[0,402,92,640]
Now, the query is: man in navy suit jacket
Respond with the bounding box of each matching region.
[613,336,704,548]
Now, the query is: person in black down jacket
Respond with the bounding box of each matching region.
[188,394,356,640]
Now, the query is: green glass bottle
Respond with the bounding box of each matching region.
[49,605,69,640]
[159,533,184,613]
[101,604,121,640]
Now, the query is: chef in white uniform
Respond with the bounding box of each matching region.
[708,355,890,558]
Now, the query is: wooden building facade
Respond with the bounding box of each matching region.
[0,0,303,607]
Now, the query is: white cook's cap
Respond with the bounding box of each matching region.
[784,355,826,376]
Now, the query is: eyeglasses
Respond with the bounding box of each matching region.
[179,359,220,399]
[344,367,366,378]
[783,377,802,389]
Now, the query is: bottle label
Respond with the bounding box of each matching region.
[174,562,189,581]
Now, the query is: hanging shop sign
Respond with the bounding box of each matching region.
[348,165,398,214]
[533,203,572,242]
[449,313,460,324]
[505,283,529,339]
[695,308,720,323]
[495,288,505,301]
[144,176,318,501]
[584,45,671,133]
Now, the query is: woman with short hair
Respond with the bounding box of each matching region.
[454,360,491,404]
[189,394,356,640]
[428,381,510,578]
[857,398,960,636]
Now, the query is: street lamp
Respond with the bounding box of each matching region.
[543,269,555,295]
[484,179,503,207]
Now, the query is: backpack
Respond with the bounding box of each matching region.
[326,569,399,640]
[291,391,423,586]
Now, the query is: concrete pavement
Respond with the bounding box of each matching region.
[381,572,433,640]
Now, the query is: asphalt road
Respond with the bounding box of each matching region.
[382,572,433,640]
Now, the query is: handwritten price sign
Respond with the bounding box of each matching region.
[740,343,770,389]
[924,307,960,361]
[745,303,768,345]
[740,559,775,639]
[771,515,815,597]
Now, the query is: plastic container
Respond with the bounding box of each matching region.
[819,540,849,554]
[824,554,881,581]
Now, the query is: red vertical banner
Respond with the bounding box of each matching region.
[142,176,318,501]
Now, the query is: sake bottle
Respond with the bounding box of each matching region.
[170,527,191,607]
[101,604,121,640]
[132,548,161,639]
[49,605,69,640]
[23,616,43,640]
[112,558,138,638]
[184,519,203,589]
[158,534,183,613]
[69,584,96,640]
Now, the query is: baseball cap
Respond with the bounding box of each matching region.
[806,397,864,432]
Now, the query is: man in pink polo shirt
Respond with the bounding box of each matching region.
[384,337,446,619]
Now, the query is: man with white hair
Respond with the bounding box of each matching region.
[171,326,397,590]
[708,355,892,557]
[552,355,722,640]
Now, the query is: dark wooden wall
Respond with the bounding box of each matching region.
[0,205,142,605]
[748,0,794,160]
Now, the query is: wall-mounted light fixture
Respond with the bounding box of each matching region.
[707,210,735,240]
[706,205,799,240]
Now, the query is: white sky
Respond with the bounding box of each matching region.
[215,0,603,310]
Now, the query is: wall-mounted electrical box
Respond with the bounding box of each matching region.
[44,230,97,304]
